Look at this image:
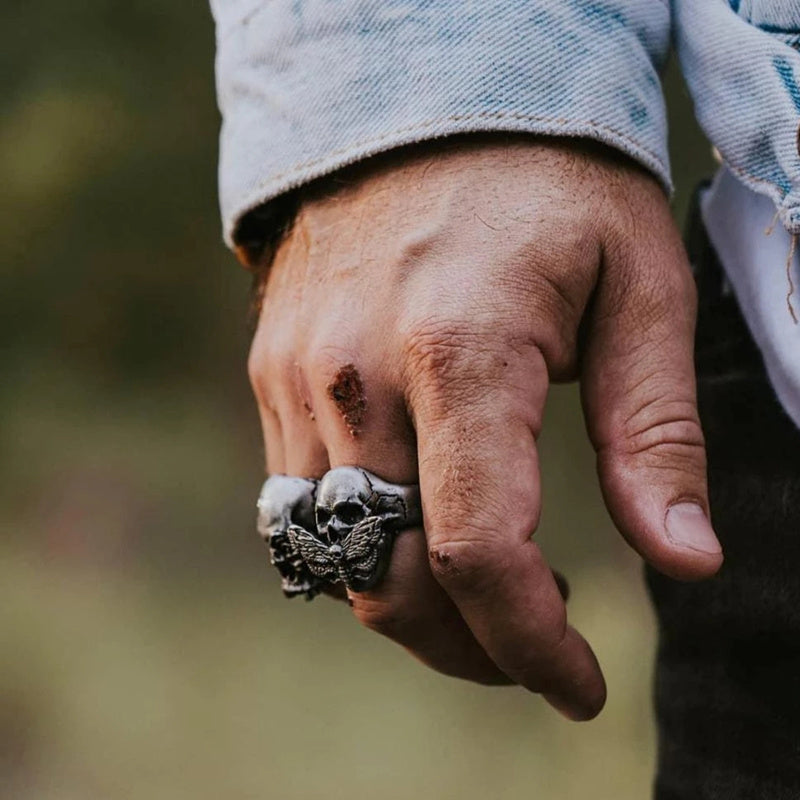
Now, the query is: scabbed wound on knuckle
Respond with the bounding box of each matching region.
[427,538,499,592]
[323,363,365,433]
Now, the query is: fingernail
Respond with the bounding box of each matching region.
[665,503,721,554]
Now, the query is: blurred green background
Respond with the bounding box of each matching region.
[0,3,715,798]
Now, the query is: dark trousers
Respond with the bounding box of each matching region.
[647,195,800,799]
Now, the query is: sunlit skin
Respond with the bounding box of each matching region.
[248,136,723,722]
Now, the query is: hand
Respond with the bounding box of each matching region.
[247,136,723,721]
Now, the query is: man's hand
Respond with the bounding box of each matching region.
[248,137,723,721]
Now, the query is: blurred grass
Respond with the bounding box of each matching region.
[0,374,660,800]
[2,543,655,800]
[0,2,714,797]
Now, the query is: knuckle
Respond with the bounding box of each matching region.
[247,340,274,407]
[249,338,292,390]
[422,443,541,545]
[402,318,480,376]
[247,342,265,395]
[303,337,356,383]
[303,340,368,433]
[401,317,530,411]
[402,320,489,411]
[248,326,302,413]
[349,594,419,639]
[427,536,504,594]
[303,342,334,379]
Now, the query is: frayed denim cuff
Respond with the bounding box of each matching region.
[675,0,800,235]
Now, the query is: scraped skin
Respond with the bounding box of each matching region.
[248,135,723,720]
[327,364,366,436]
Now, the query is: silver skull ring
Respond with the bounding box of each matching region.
[256,466,422,599]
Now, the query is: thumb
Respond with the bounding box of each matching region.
[581,213,723,581]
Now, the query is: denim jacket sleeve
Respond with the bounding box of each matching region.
[674,1,800,235]
[211,0,672,249]
[211,1,800,248]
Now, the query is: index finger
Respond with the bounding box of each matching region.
[406,328,606,720]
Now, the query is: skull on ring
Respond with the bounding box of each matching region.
[314,467,375,544]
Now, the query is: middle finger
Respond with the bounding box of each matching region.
[301,343,512,685]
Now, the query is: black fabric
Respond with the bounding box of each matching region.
[647,190,800,799]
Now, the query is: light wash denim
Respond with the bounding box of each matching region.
[211,0,799,246]
[676,1,800,232]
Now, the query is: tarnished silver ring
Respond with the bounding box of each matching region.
[256,466,422,599]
